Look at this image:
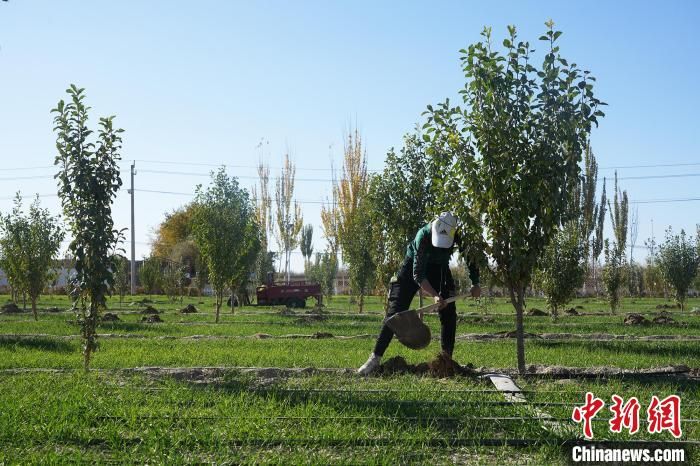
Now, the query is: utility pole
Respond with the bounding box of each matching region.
[129,162,136,295]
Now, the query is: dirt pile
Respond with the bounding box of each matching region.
[656,303,680,310]
[564,308,579,316]
[428,352,471,377]
[130,298,153,306]
[378,353,473,377]
[294,314,326,324]
[312,332,334,339]
[179,304,198,314]
[526,308,548,316]
[254,333,272,339]
[101,313,120,322]
[142,315,163,323]
[140,305,160,315]
[624,313,650,326]
[652,311,677,325]
[1,303,23,314]
[278,307,296,316]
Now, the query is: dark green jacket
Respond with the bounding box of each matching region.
[406,223,480,286]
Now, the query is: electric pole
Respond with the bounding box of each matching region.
[129,162,136,295]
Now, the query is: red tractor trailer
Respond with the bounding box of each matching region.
[256,273,322,308]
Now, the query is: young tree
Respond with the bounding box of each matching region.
[424,23,605,374]
[52,85,123,370]
[320,172,341,299]
[162,259,187,303]
[602,173,628,313]
[656,228,699,311]
[535,149,597,319]
[533,222,586,320]
[628,206,640,296]
[112,254,130,309]
[191,167,258,322]
[140,256,162,296]
[590,181,607,295]
[0,194,65,320]
[328,128,376,313]
[273,154,303,283]
[300,224,314,271]
[367,131,436,294]
[252,161,274,285]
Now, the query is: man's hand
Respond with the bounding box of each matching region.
[470,285,481,299]
[434,295,446,310]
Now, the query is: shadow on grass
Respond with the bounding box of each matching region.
[529,340,700,361]
[97,322,173,334]
[0,336,75,353]
[173,371,564,456]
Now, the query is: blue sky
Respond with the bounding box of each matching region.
[1,0,698,271]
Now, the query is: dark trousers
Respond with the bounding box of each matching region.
[373,258,457,357]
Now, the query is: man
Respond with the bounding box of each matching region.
[358,211,480,375]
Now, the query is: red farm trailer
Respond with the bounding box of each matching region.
[256,273,322,308]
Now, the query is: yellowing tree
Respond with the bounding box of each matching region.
[274,154,303,283]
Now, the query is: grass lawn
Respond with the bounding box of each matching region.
[1,293,699,464]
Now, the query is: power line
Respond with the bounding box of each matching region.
[134,189,326,204]
[138,169,335,182]
[134,158,382,173]
[599,161,700,170]
[630,197,700,204]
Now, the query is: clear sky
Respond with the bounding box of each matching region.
[1,0,698,272]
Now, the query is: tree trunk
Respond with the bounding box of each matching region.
[550,304,558,322]
[509,284,526,375]
[31,297,38,321]
[215,292,221,323]
[419,290,424,308]
[358,293,364,314]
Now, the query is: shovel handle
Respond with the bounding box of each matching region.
[414,295,461,314]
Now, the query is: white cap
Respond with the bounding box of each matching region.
[431,212,457,248]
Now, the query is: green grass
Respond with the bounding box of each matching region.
[1,293,699,464]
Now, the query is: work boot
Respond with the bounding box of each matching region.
[357,353,382,376]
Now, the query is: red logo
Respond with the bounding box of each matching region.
[609,395,641,434]
[572,392,605,439]
[572,393,682,439]
[647,395,682,438]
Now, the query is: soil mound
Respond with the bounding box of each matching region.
[652,312,676,325]
[312,332,334,339]
[475,315,495,323]
[101,312,120,322]
[380,356,412,374]
[1,303,23,314]
[624,313,649,325]
[278,307,296,316]
[130,298,153,306]
[140,305,160,315]
[254,333,272,339]
[294,314,326,324]
[378,353,472,378]
[142,315,163,323]
[526,308,548,316]
[564,308,579,316]
[46,307,62,313]
[428,352,470,378]
[179,304,198,314]
[656,303,680,310]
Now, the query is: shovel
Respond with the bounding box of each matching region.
[384,296,461,350]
